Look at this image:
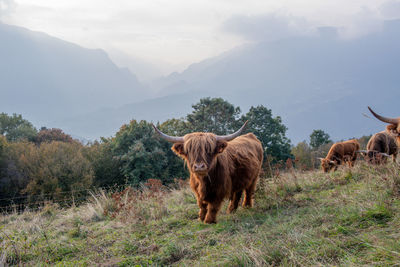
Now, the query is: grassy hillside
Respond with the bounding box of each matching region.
[1,162,400,266]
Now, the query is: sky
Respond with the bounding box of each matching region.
[1,0,400,77]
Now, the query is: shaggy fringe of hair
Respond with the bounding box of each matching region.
[183,133,217,164]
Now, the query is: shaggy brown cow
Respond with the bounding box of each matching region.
[368,106,400,146]
[359,131,398,164]
[152,121,263,224]
[319,139,360,172]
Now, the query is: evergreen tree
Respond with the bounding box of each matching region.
[110,120,188,186]
[186,97,241,134]
[83,139,124,188]
[159,118,190,136]
[310,129,331,149]
[242,105,292,162]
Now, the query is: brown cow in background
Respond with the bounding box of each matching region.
[368,106,400,146]
[319,139,360,172]
[359,131,398,164]
[153,121,263,224]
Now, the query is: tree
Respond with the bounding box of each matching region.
[186,97,241,134]
[0,113,37,142]
[20,141,94,200]
[161,101,293,162]
[84,139,124,188]
[242,105,292,162]
[0,140,30,206]
[309,129,331,150]
[291,141,313,170]
[0,135,9,201]
[110,120,188,186]
[35,128,74,144]
[0,135,7,164]
[159,118,190,136]
[0,141,94,206]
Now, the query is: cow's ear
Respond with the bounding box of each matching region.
[172,143,185,156]
[216,140,228,154]
[386,124,397,133]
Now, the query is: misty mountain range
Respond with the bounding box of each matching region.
[1,20,400,143]
[0,22,150,123]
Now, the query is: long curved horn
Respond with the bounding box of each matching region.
[380,153,390,157]
[356,150,368,153]
[152,124,184,143]
[216,121,248,142]
[368,106,400,125]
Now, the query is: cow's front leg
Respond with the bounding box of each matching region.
[198,199,208,222]
[333,165,338,171]
[204,200,223,224]
[191,179,208,222]
[350,155,357,167]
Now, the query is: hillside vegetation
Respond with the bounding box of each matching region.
[0,100,293,208]
[1,162,400,266]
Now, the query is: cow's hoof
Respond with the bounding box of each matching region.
[204,218,217,224]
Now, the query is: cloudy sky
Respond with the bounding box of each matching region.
[1,0,400,76]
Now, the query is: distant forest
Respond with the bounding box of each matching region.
[0,97,370,209]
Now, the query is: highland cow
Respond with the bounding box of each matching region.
[152,121,263,224]
[368,106,400,146]
[359,131,398,164]
[319,139,360,172]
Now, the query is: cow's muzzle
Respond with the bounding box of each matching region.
[193,162,207,172]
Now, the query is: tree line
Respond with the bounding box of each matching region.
[0,98,293,208]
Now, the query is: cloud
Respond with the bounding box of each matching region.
[222,7,388,43]
[221,13,312,42]
[339,6,382,39]
[380,0,400,19]
[0,0,16,18]
[2,0,395,69]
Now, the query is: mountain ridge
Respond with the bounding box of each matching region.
[0,22,149,127]
[2,20,400,143]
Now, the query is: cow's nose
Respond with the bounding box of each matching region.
[194,163,207,171]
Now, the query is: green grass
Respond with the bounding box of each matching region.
[2,162,400,266]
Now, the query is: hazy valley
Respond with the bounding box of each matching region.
[3,20,400,143]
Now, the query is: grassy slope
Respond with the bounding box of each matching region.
[1,162,400,266]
